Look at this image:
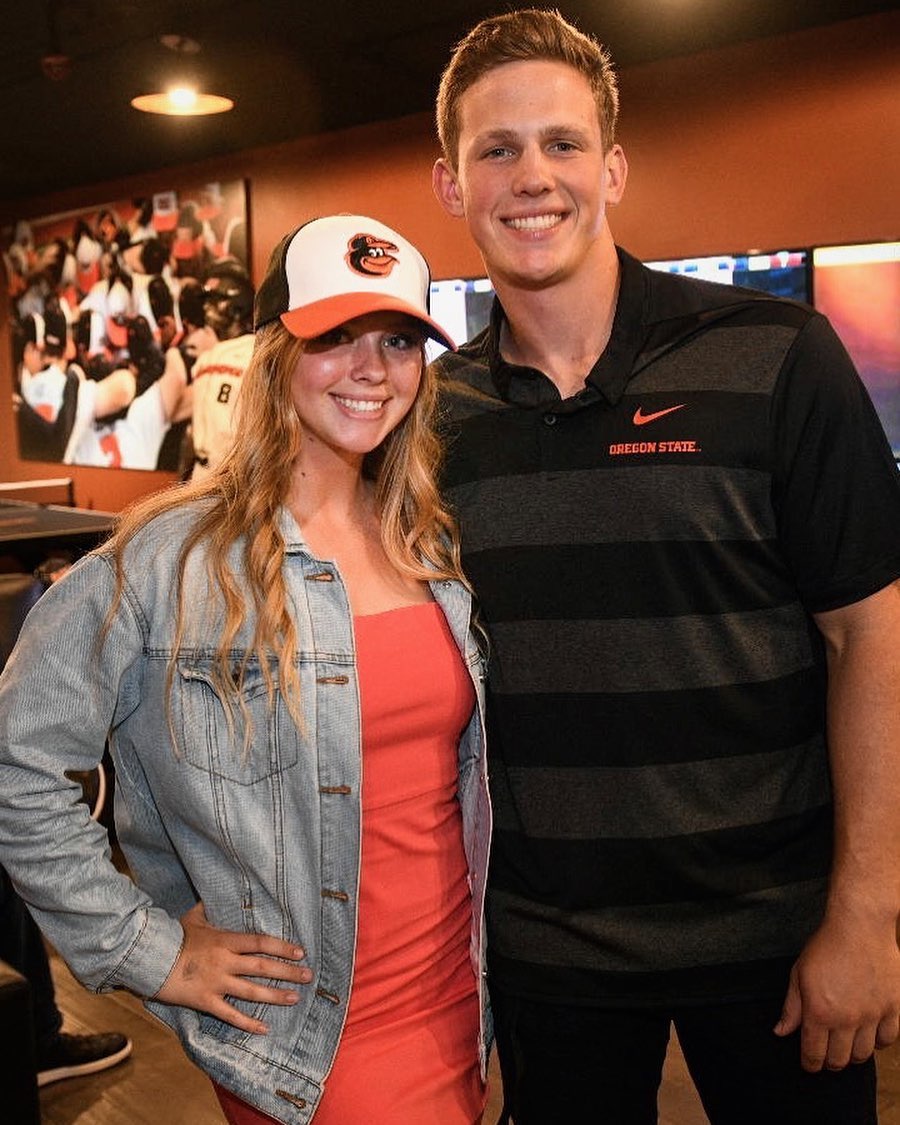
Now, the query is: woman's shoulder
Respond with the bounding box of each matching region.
[105,494,220,571]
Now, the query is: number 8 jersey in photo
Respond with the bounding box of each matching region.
[190,333,255,479]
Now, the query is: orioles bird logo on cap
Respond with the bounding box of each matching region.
[345,233,399,278]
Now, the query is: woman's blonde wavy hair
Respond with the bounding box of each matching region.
[105,318,467,738]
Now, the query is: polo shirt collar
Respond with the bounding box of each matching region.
[485,246,651,408]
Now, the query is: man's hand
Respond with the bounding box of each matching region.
[155,902,313,1034]
[774,912,900,1071]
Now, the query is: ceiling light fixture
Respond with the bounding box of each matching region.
[131,33,232,116]
[159,34,202,54]
[131,87,234,116]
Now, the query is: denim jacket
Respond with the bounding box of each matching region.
[0,504,491,1123]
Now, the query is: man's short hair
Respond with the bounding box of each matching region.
[436,7,619,169]
[148,275,175,322]
[42,308,68,359]
[140,238,169,276]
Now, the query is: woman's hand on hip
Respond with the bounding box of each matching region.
[154,901,313,1034]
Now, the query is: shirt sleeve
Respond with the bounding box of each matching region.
[771,311,900,613]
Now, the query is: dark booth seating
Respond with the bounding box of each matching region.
[0,571,45,671]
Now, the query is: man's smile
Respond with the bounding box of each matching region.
[504,213,565,232]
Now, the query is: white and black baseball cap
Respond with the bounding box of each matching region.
[254,215,455,350]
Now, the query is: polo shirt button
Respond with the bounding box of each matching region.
[543,413,557,426]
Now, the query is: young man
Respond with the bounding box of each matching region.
[15,311,73,426]
[185,261,255,480]
[62,323,189,471]
[14,310,80,461]
[431,9,900,1123]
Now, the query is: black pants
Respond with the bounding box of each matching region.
[491,987,878,1125]
[0,864,62,1053]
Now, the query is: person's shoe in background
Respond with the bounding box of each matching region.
[37,1030,133,1087]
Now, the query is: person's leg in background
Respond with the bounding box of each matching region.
[0,863,63,1052]
[490,986,671,1125]
[675,994,877,1125]
[0,864,133,1087]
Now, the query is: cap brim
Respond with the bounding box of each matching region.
[279,293,455,351]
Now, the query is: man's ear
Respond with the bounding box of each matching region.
[432,158,465,218]
[604,144,628,206]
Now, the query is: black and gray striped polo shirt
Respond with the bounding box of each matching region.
[433,248,900,1006]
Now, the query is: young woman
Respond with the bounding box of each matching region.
[0,215,491,1124]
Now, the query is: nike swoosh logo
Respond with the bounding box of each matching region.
[633,404,686,426]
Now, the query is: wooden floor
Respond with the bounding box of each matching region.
[39,947,900,1124]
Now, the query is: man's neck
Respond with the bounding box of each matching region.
[493,238,621,400]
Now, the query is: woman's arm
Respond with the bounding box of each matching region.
[0,554,310,1027]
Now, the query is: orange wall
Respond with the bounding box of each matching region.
[1,11,897,512]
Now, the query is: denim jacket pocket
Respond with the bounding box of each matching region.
[175,656,299,783]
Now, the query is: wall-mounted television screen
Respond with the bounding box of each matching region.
[427,276,495,360]
[644,249,810,303]
[812,241,900,460]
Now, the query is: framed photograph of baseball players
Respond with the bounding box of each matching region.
[3,177,249,472]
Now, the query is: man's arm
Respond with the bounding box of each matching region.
[775,578,900,1071]
[92,366,136,418]
[158,345,192,423]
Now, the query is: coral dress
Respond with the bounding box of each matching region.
[215,601,484,1124]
